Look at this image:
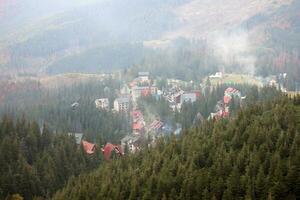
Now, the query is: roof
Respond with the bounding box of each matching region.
[225,87,240,94]
[138,72,150,76]
[224,95,232,104]
[133,122,144,130]
[115,97,129,104]
[132,110,144,123]
[148,120,164,131]
[82,140,96,154]
[102,143,123,160]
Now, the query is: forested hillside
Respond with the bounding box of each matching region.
[0,78,130,143]
[0,117,100,200]
[53,96,300,200]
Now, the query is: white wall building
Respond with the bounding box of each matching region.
[95,98,110,110]
[114,97,130,112]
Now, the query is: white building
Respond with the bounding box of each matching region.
[138,72,150,82]
[131,86,158,102]
[114,97,130,112]
[95,98,110,110]
[121,135,141,153]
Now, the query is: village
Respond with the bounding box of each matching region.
[69,71,292,160]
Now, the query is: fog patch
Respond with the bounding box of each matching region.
[209,29,256,75]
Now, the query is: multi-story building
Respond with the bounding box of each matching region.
[114,97,130,112]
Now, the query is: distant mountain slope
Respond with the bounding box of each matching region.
[0,0,299,78]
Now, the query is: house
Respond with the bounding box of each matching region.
[138,72,150,82]
[114,97,130,112]
[131,86,158,101]
[163,89,184,104]
[82,140,96,154]
[223,95,232,105]
[181,93,197,104]
[95,98,109,110]
[132,110,143,123]
[121,135,142,153]
[101,143,123,160]
[132,122,145,135]
[147,120,164,134]
[68,133,83,145]
[224,87,241,98]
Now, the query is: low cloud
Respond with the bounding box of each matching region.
[209,29,256,75]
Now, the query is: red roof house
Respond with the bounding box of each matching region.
[224,95,232,104]
[101,143,124,160]
[82,140,96,154]
[133,122,144,131]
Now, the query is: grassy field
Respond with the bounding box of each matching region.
[207,73,263,87]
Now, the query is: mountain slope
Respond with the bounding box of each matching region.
[0,0,299,78]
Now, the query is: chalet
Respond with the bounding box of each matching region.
[223,95,232,105]
[68,133,83,145]
[101,143,123,160]
[147,120,164,134]
[82,140,96,154]
[114,97,130,112]
[95,98,109,110]
[132,122,145,135]
[132,110,143,123]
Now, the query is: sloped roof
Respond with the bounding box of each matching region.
[224,95,232,104]
[148,120,164,131]
[102,143,124,160]
[133,122,144,130]
[82,140,96,154]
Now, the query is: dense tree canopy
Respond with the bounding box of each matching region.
[53,97,300,200]
[0,117,100,200]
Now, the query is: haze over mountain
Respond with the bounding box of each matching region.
[0,0,299,81]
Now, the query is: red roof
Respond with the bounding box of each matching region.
[225,87,239,95]
[148,120,164,131]
[193,90,201,98]
[132,110,143,119]
[102,143,124,160]
[82,140,96,154]
[224,95,232,104]
[141,88,151,97]
[133,122,144,130]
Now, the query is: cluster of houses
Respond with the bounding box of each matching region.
[68,132,124,160]
[209,87,242,120]
[162,87,201,111]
